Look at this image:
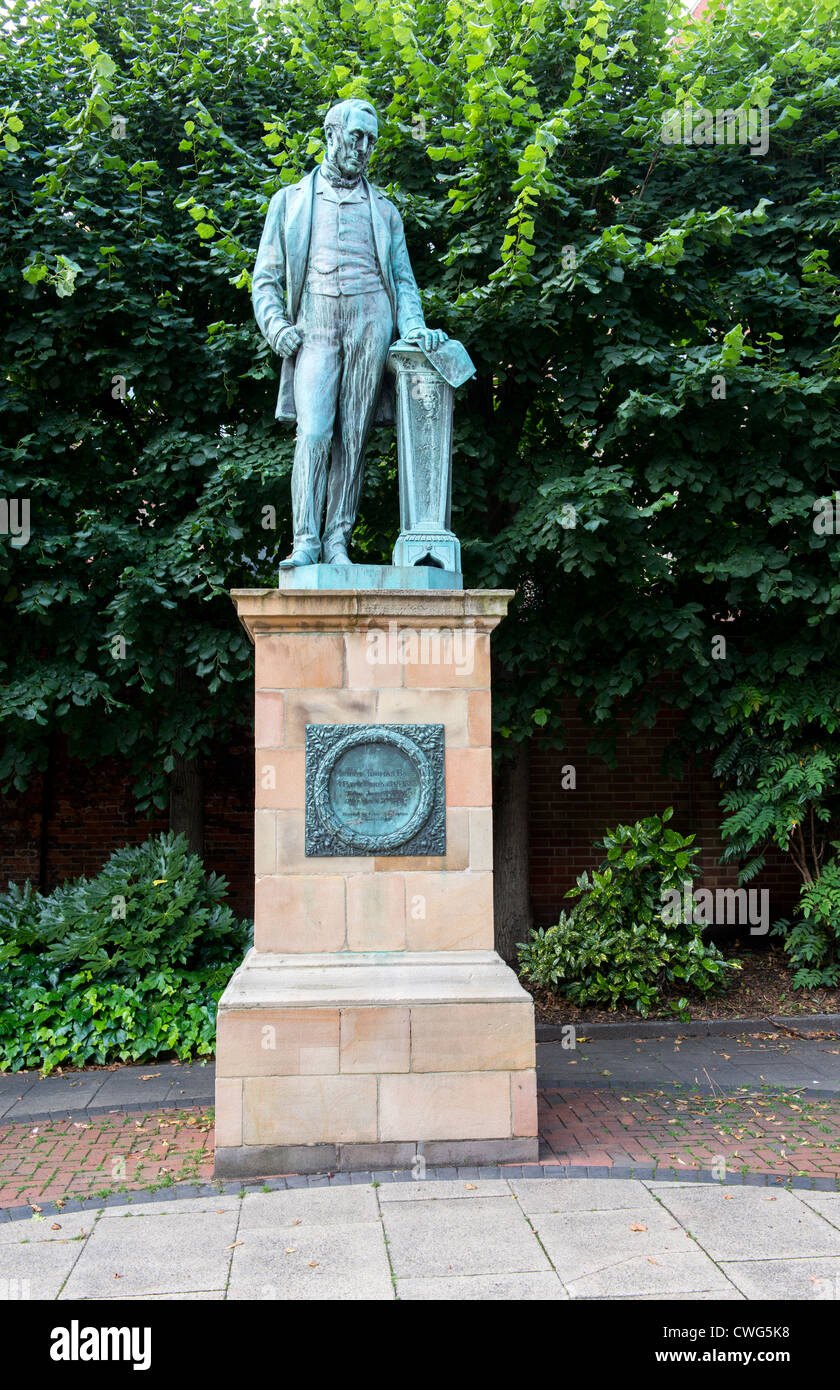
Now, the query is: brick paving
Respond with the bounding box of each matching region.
[0,1109,215,1209]
[2,1083,840,1209]
[540,1087,840,1180]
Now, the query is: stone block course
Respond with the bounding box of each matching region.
[243,1075,378,1146]
[445,748,492,806]
[379,1072,512,1142]
[346,873,406,951]
[256,632,344,690]
[340,1007,410,1074]
[254,874,346,953]
[410,1004,535,1073]
[217,1009,340,1077]
[404,870,494,950]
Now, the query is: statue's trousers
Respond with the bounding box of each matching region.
[290,286,393,558]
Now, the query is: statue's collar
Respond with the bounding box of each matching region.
[315,166,367,203]
[318,161,365,193]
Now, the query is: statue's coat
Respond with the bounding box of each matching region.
[252,167,427,424]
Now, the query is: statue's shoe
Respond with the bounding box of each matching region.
[322,546,352,566]
[278,549,319,569]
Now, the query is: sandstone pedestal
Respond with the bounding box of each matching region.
[214,588,538,1176]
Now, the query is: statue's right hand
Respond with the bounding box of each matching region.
[275,325,303,358]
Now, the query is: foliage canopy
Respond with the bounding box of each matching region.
[1,0,838,814]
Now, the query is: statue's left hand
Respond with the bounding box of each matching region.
[405,327,449,352]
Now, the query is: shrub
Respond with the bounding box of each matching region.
[0,833,251,1073]
[773,849,840,989]
[712,681,840,989]
[517,811,738,1017]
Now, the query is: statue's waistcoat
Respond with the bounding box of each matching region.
[305,176,383,297]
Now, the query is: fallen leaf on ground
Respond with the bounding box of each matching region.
[629,1223,647,1232]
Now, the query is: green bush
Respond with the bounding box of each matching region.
[0,833,251,1073]
[517,811,738,1017]
[773,849,840,989]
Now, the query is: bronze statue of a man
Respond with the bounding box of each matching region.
[252,98,448,567]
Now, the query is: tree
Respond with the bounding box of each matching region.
[0,0,298,849]
[267,0,840,942]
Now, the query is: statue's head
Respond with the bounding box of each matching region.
[323,98,378,181]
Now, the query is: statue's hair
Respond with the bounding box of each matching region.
[324,98,378,136]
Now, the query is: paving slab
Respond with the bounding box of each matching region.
[562,1250,736,1300]
[717,1068,836,1091]
[0,1061,217,1122]
[0,1238,84,1299]
[538,1036,840,1096]
[161,1062,215,1101]
[3,1075,106,1120]
[239,1187,378,1229]
[0,1212,93,1244]
[609,1288,746,1300]
[1,1177,839,1298]
[91,1070,176,1107]
[509,1177,662,1215]
[793,1192,840,1228]
[382,1195,550,1279]
[396,1271,568,1300]
[98,1198,240,1220]
[530,1204,706,1288]
[2,1030,837,1132]
[0,1074,29,1098]
[227,1221,393,1300]
[649,1184,840,1261]
[0,1075,40,1121]
[59,1209,240,1298]
[720,1256,840,1300]
[656,1061,756,1081]
[117,1290,225,1300]
[377,1178,511,1202]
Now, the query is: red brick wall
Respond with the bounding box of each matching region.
[0,736,255,920]
[528,702,801,928]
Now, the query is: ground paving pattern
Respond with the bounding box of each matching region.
[1,1035,839,1299]
[1,1034,839,1209]
[4,1177,840,1300]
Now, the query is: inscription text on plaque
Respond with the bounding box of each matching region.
[305,724,446,857]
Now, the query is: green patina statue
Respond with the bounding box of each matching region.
[252,98,448,568]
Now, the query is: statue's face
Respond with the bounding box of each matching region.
[327,109,378,179]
